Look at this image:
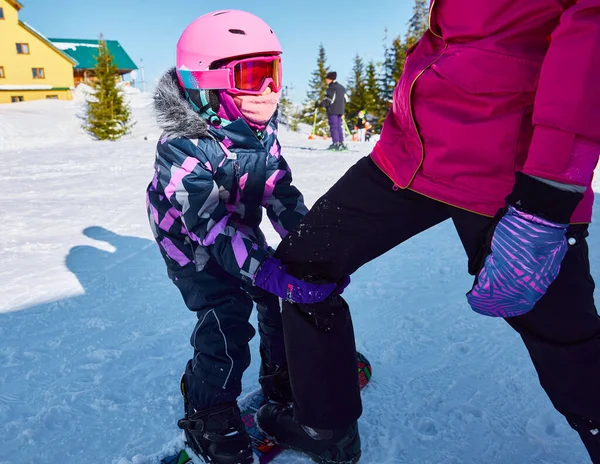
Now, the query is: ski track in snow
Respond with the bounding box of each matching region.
[0,96,596,464]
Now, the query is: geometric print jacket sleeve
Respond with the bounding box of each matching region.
[151,137,270,283]
[261,140,308,239]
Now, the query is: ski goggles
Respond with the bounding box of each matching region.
[179,55,282,96]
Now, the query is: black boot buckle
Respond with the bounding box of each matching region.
[178,417,205,431]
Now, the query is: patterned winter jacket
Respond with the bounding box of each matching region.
[146,69,308,282]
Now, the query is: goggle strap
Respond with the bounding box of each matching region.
[179,69,230,90]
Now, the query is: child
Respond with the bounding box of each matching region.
[146,10,336,464]
[356,110,366,142]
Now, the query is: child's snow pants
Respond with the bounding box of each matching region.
[173,257,286,411]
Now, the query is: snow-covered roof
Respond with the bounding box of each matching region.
[53,42,100,51]
[48,38,137,72]
[21,21,50,42]
[18,22,78,66]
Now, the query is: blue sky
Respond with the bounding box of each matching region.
[19,0,413,103]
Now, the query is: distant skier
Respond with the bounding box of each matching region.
[317,71,348,151]
[356,110,366,142]
[146,10,335,464]
[256,2,600,464]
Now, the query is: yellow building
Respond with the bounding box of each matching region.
[0,0,76,103]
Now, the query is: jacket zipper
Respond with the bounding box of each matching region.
[390,0,446,189]
[230,161,240,204]
[373,154,493,217]
[428,0,443,39]
[396,43,448,189]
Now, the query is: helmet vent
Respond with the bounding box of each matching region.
[229,29,246,35]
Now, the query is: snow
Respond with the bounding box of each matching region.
[72,82,142,103]
[0,96,597,464]
[21,22,52,43]
[51,42,100,51]
[0,85,54,90]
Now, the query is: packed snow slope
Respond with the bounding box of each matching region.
[0,93,598,464]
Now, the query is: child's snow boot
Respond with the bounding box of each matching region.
[256,402,361,463]
[177,402,253,464]
[178,368,253,464]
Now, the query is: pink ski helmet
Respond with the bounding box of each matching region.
[176,10,282,124]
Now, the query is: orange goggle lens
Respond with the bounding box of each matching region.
[233,57,281,93]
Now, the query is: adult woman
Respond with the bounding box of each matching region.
[255,1,600,463]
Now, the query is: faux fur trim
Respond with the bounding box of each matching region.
[153,68,209,139]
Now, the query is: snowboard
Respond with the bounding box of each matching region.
[161,352,372,464]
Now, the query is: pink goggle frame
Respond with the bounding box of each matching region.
[181,55,282,96]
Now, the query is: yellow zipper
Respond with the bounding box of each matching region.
[428,0,443,39]
[398,43,449,189]
[371,157,495,218]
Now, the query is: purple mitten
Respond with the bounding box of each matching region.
[254,256,338,304]
[336,276,351,295]
[467,206,569,317]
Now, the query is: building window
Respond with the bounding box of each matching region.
[11,96,24,103]
[0,67,4,78]
[0,8,4,19]
[16,43,30,54]
[46,95,58,100]
[32,68,45,79]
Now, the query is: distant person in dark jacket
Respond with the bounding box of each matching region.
[318,71,348,150]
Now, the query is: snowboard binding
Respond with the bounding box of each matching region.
[178,368,253,464]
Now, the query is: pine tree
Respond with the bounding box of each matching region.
[279,84,293,125]
[364,61,382,130]
[345,54,368,125]
[376,47,393,127]
[390,36,408,84]
[305,44,330,103]
[364,61,380,113]
[407,0,430,41]
[300,44,330,136]
[378,29,395,105]
[279,84,300,131]
[366,0,431,132]
[84,39,133,141]
[376,35,407,127]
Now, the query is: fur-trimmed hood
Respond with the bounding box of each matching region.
[153,68,210,139]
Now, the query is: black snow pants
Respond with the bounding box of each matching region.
[173,257,286,411]
[275,156,600,462]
